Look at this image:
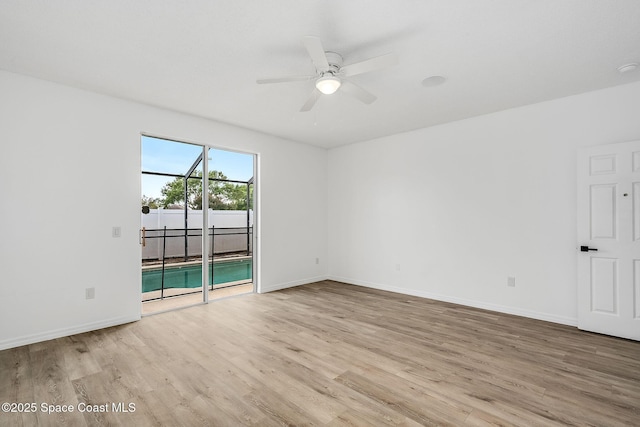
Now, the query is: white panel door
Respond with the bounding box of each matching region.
[577,141,640,340]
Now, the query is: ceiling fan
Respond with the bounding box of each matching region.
[257,36,398,112]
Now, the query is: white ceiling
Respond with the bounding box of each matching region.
[1,1,639,149]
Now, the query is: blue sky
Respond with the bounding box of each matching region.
[141,135,253,199]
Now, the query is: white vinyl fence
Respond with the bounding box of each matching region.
[141,209,253,260]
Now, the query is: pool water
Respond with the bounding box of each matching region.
[142,259,252,293]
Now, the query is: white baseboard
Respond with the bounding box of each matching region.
[0,314,141,351]
[259,275,329,293]
[328,275,578,327]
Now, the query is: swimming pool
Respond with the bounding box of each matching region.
[142,259,252,293]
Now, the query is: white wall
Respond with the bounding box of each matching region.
[0,70,328,350]
[328,81,640,325]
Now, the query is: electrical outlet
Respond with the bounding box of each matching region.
[86,287,95,299]
[112,226,121,238]
[507,276,516,287]
[315,258,319,265]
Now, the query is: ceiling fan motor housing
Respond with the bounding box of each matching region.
[323,52,343,73]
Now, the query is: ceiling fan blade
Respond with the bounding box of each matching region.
[340,81,377,104]
[300,89,322,112]
[302,36,330,70]
[256,75,315,84]
[341,53,398,77]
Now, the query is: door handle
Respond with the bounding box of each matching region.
[580,245,597,252]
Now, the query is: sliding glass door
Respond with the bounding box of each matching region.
[140,136,255,314]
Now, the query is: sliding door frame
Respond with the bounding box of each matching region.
[140,132,258,309]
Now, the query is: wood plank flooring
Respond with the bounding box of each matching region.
[1,280,639,426]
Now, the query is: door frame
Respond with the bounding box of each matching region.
[139,132,259,311]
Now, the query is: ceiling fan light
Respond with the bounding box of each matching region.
[316,75,341,94]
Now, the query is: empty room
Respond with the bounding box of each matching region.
[1,1,639,425]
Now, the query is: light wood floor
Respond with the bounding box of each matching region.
[1,281,639,426]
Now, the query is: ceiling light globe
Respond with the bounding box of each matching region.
[316,75,341,95]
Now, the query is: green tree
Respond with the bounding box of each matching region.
[159,170,251,210]
[141,195,161,208]
[222,182,253,210]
